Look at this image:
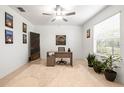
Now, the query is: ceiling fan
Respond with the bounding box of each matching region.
[42,5,76,22]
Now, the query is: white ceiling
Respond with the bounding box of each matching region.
[10,5,107,26]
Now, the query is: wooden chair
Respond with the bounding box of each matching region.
[56,47,67,64]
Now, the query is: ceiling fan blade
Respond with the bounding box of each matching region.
[65,12,76,16]
[63,18,68,22]
[51,18,56,22]
[42,13,52,15]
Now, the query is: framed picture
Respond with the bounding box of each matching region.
[23,34,27,44]
[5,12,13,28]
[87,29,90,38]
[56,35,66,45]
[5,30,13,44]
[23,23,27,33]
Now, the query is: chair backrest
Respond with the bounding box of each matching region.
[58,47,65,52]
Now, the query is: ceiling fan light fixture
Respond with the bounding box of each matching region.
[56,9,61,15]
[43,5,76,22]
[56,15,63,20]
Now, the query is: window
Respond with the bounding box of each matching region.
[94,13,120,57]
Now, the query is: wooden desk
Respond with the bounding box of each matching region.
[55,52,73,66]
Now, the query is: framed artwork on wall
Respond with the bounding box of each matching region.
[56,35,66,45]
[86,29,90,38]
[5,12,13,28]
[5,30,13,44]
[23,34,27,44]
[22,23,27,33]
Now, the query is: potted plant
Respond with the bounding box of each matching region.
[100,62,107,73]
[103,55,120,81]
[93,59,103,73]
[87,53,96,67]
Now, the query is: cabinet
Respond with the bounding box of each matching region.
[30,32,40,61]
[47,52,55,66]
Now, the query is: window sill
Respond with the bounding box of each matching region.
[94,53,108,60]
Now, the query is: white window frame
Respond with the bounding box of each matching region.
[93,12,121,57]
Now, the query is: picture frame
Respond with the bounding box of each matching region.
[5,12,13,28]
[56,35,66,45]
[22,23,27,33]
[5,30,13,44]
[23,34,27,44]
[87,29,90,38]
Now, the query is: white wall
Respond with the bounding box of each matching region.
[34,25,83,59]
[0,6,34,78]
[82,5,124,84]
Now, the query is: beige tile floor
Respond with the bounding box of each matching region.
[0,59,124,87]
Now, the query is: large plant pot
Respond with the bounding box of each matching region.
[93,66,101,73]
[104,69,117,81]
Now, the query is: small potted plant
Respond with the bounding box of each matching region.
[103,55,120,81]
[93,59,103,73]
[87,53,96,67]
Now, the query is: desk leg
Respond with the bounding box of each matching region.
[70,55,73,66]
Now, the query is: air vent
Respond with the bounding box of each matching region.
[17,7,26,12]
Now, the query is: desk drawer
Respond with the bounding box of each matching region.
[55,53,71,58]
